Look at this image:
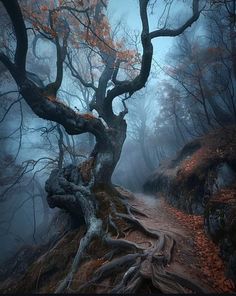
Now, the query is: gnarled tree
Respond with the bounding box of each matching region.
[0,0,204,293]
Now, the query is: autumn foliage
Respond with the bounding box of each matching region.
[161,198,235,293]
[22,0,139,76]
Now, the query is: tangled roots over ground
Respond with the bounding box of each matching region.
[0,165,213,294]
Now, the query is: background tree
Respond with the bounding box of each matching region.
[152,1,236,155]
[0,0,201,292]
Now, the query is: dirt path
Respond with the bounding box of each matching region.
[125,193,235,293]
[1,191,234,294]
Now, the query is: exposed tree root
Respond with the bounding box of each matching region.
[104,234,147,251]
[2,166,211,294]
[129,205,149,218]
[55,211,102,293]
[45,169,104,293]
[117,212,161,238]
[165,271,205,293]
[74,214,209,294]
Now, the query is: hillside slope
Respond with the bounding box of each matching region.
[143,126,236,284]
[1,193,233,293]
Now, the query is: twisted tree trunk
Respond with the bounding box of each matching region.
[42,118,213,293]
[0,0,205,293]
[91,118,127,186]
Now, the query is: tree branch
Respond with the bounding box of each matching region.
[20,80,106,142]
[1,0,28,74]
[43,12,70,95]
[0,0,108,145]
[105,0,152,105]
[66,53,97,91]
[0,52,20,83]
[149,0,200,39]
[105,0,200,109]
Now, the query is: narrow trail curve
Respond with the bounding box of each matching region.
[1,190,233,294]
[124,193,230,293]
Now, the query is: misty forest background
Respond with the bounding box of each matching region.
[0,0,235,265]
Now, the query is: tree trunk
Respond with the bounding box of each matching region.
[45,115,128,220]
[92,118,127,186]
[43,117,133,293]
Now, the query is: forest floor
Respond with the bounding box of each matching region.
[1,190,235,294]
[129,193,235,293]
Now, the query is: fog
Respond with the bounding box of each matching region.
[0,0,235,264]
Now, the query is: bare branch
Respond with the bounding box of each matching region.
[105,0,152,106]
[66,53,97,91]
[0,0,28,73]
[105,0,201,111]
[149,1,200,39]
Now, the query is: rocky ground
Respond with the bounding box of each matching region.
[131,194,235,292]
[0,126,236,293]
[0,191,234,293]
[144,125,236,287]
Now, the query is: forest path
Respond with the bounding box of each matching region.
[125,193,234,293]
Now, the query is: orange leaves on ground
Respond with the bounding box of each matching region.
[178,129,234,181]
[215,188,236,203]
[161,199,235,293]
[179,147,209,177]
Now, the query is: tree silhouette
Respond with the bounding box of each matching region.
[0,0,202,293]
